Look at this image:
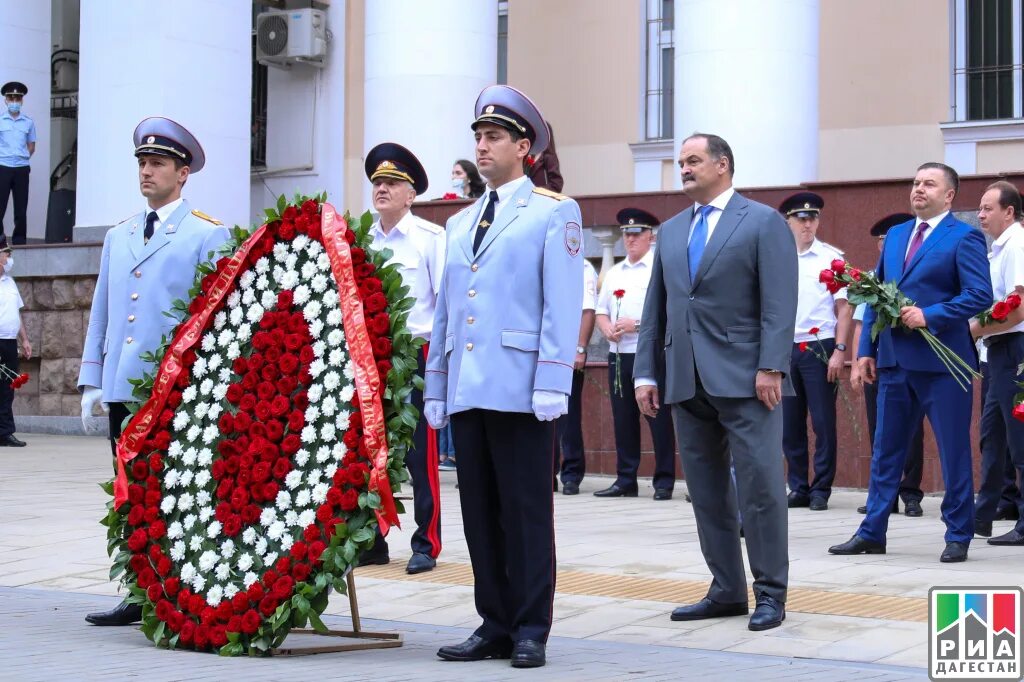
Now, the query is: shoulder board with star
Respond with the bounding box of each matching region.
[532,187,569,201]
[413,218,445,235]
[819,241,844,258]
[114,212,140,228]
[191,210,223,225]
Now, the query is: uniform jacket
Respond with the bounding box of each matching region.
[635,191,798,403]
[858,213,991,372]
[79,200,230,402]
[425,178,583,414]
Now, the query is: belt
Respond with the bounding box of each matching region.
[983,331,1024,348]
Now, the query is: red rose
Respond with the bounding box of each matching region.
[147,584,163,602]
[831,259,846,274]
[369,314,390,336]
[993,301,1010,321]
[326,488,342,507]
[217,413,235,435]
[272,457,291,479]
[287,409,305,432]
[299,346,315,364]
[849,268,862,281]
[242,504,261,524]
[377,359,393,378]
[294,391,309,411]
[253,461,271,483]
[225,383,244,404]
[241,609,260,634]
[826,280,842,294]
[239,393,257,413]
[232,411,251,433]
[292,562,311,582]
[818,269,835,284]
[373,338,392,359]
[272,575,295,601]
[302,199,319,215]
[309,541,326,562]
[365,292,388,313]
[344,228,357,245]
[265,420,284,443]
[279,354,299,374]
[255,401,273,422]
[211,460,227,480]
[348,466,367,485]
[361,277,383,294]
[284,334,304,352]
[340,489,359,511]
[281,434,301,456]
[342,429,360,448]
[1013,402,1024,423]
[260,441,280,460]
[188,295,208,315]
[261,364,281,382]
[270,394,290,418]
[1008,293,1022,310]
[265,346,282,364]
[248,422,267,440]
[263,481,280,500]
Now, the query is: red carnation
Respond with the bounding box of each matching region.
[127,505,145,527]
[377,359,393,378]
[241,504,260,524]
[361,277,383,294]
[808,327,820,336]
[128,484,144,505]
[316,504,333,523]
[368,314,390,335]
[272,575,295,601]
[188,295,208,315]
[155,599,173,622]
[373,337,393,359]
[131,459,149,481]
[365,292,388,314]
[344,228,357,245]
[303,525,321,543]
[799,342,809,352]
[302,199,319,215]
[309,541,326,562]
[241,609,260,634]
[278,222,296,240]
[147,584,163,602]
[223,516,242,537]
[340,489,359,511]
[180,619,196,644]
[167,390,182,409]
[165,577,181,597]
[194,624,211,649]
[350,246,366,265]
[156,556,172,576]
[292,562,311,582]
[127,529,148,552]
[148,520,167,540]
[259,596,277,617]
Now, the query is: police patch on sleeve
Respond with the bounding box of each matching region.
[564,222,582,257]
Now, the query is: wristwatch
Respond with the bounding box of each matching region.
[576,345,587,354]
[633,320,641,332]
[835,343,848,352]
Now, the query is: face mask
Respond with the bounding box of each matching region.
[2,257,12,274]
[451,178,465,190]
[6,102,20,115]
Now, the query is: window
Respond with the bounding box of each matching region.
[644,0,674,139]
[497,1,509,85]
[952,0,1023,121]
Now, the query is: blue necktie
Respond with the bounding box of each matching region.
[688,205,714,283]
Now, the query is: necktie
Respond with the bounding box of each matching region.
[904,222,929,268]
[688,205,714,283]
[473,190,500,254]
[144,211,158,243]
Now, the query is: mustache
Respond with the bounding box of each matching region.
[682,173,696,182]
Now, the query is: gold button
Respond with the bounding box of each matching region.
[471,263,479,272]
[134,270,142,278]
[467,316,475,324]
[131,293,139,300]
[466,343,474,351]
[468,289,476,298]
[126,337,133,344]
[128,315,135,322]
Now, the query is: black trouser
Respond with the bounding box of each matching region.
[0,165,29,244]
[555,369,586,485]
[783,339,838,499]
[864,377,924,503]
[451,408,556,644]
[976,341,1024,532]
[0,339,18,437]
[608,352,676,491]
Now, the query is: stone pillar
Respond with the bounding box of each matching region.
[589,226,621,288]
[75,0,252,238]
[673,0,819,187]
[364,0,497,205]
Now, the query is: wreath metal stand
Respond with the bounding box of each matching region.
[271,569,403,656]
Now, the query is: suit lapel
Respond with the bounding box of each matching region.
[675,206,696,292]
[692,193,748,289]
[457,196,486,261]
[133,200,190,269]
[899,214,955,282]
[474,180,532,257]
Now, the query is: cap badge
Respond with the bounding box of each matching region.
[628,218,635,224]
[485,105,495,114]
[146,136,156,144]
[377,160,396,171]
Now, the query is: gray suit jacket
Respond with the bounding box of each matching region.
[635,191,797,403]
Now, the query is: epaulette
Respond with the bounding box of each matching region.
[819,240,844,257]
[191,210,223,225]
[532,187,569,201]
[414,218,445,235]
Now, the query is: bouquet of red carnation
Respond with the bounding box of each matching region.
[820,259,980,390]
[612,289,626,396]
[0,364,29,389]
[977,292,1022,326]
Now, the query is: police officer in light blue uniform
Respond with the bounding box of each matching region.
[80,117,229,627]
[425,85,583,669]
[0,81,36,245]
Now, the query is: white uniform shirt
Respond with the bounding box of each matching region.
[583,259,597,311]
[596,250,655,353]
[143,197,184,237]
[370,211,446,340]
[984,221,1024,338]
[793,239,847,342]
[0,272,24,339]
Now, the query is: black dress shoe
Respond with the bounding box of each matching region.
[357,541,390,567]
[684,492,692,503]
[653,489,672,501]
[857,504,867,514]
[787,492,810,508]
[0,434,26,447]
[940,541,968,563]
[858,499,899,514]
[904,499,923,517]
[975,520,993,538]
[748,594,785,631]
[670,597,748,621]
[406,552,435,574]
[437,635,513,661]
[809,496,828,511]
[562,482,579,495]
[510,639,546,668]
[995,505,1020,521]
[85,601,142,626]
[593,484,638,498]
[828,534,886,555]
[988,529,1024,546]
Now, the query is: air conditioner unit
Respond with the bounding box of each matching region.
[256,8,327,67]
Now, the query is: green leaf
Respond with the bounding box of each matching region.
[308,609,329,634]
[276,194,287,214]
[153,620,166,646]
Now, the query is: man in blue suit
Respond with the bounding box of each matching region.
[829,162,991,563]
[80,117,229,625]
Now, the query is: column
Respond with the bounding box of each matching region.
[76,0,251,238]
[364,1,497,205]
[673,0,819,188]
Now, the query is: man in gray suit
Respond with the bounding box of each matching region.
[635,133,797,631]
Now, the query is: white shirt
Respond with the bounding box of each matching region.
[688,187,736,246]
[144,197,184,236]
[0,273,24,339]
[583,259,597,311]
[984,221,1024,337]
[370,211,446,340]
[905,211,948,260]
[793,239,847,342]
[597,250,655,353]
[474,175,530,230]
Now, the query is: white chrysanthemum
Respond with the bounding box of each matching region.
[164,469,180,489]
[200,378,214,396]
[206,584,224,607]
[202,424,219,444]
[336,411,351,432]
[260,288,277,309]
[298,509,316,527]
[199,506,213,522]
[323,371,341,390]
[214,311,227,329]
[310,319,325,338]
[223,584,239,599]
[293,284,310,305]
[275,491,292,511]
[229,307,244,327]
[220,539,236,559]
[321,423,336,442]
[285,469,303,490]
[217,328,233,347]
[172,411,189,431]
[285,252,299,271]
[207,403,223,421]
[241,288,257,306]
[339,385,355,403]
[263,551,279,567]
[325,462,338,479]
[215,562,231,582]
[315,250,329,267]
[328,348,344,367]
[183,447,198,466]
[246,303,265,323]
[260,272,273,290]
[293,234,309,251]
[167,520,184,539]
[301,261,317,280]
[208,354,223,371]
[255,536,268,556]
[196,490,211,507]
[303,300,322,322]
[294,449,310,467]
[225,342,241,361]
[160,495,177,515]
[239,270,256,289]
[315,446,331,463]
[237,552,254,572]
[218,367,231,383]
[307,384,323,402]
[332,442,345,459]
[280,269,299,290]
[167,441,184,459]
[312,340,326,358]
[325,308,343,327]
[195,470,212,488]
[323,289,339,307]
[267,521,286,541]
[273,242,289,261]
[321,395,337,417]
[295,489,311,509]
[191,574,206,592]
[177,492,194,511]
[309,359,326,378]
[180,469,195,487]
[255,256,270,274]
[201,333,216,353]
[199,550,218,572]
[206,521,222,539]
[194,402,210,420]
[236,325,252,343]
[227,288,243,308]
[242,527,257,545]
[180,563,196,583]
[243,571,259,588]
[183,513,198,530]
[170,541,185,562]
[327,329,343,348]
[300,425,317,443]
[280,535,295,552]
[189,535,203,552]
[312,482,330,504]
[192,356,208,377]
[311,274,328,293]
[181,386,199,406]
[343,362,356,380]
[304,405,320,422]
[212,383,228,401]
[284,510,299,527]
[197,448,213,467]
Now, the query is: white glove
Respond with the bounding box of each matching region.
[81,386,107,428]
[532,390,568,422]
[424,399,449,429]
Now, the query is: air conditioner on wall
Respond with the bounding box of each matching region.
[256,8,327,68]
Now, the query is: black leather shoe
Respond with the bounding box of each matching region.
[975,520,993,538]
[857,504,867,514]
[593,484,638,498]
[809,496,828,511]
[857,499,899,514]
[653,489,672,501]
[748,594,785,631]
[406,552,435,574]
[670,597,748,621]
[0,434,26,447]
[510,639,546,668]
[437,635,513,661]
[787,492,810,508]
[85,601,142,626]
[988,529,1024,546]
[828,534,886,555]
[995,505,1020,521]
[904,500,923,517]
[562,482,579,496]
[940,541,968,563]
[357,541,390,567]
[684,492,692,503]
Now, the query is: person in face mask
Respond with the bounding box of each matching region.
[0,236,31,447]
[451,159,486,199]
[0,82,36,245]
